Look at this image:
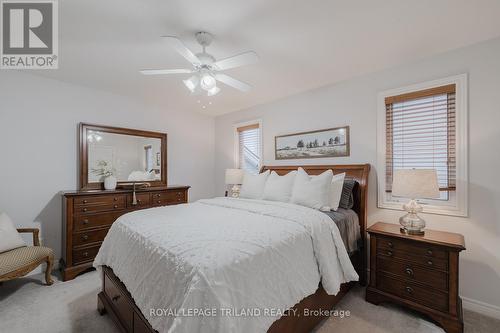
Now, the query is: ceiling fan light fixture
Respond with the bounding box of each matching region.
[183,75,199,92]
[200,73,216,90]
[207,86,220,96]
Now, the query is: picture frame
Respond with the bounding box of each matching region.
[275,126,350,160]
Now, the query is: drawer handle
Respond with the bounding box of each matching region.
[112,295,120,302]
[137,199,142,204]
[83,219,89,225]
[427,260,433,266]
[405,268,414,277]
[156,194,161,198]
[82,252,89,257]
[177,198,181,201]
[405,286,414,295]
[113,204,118,209]
[83,199,88,204]
[427,249,433,256]
[114,197,118,201]
[83,208,88,212]
[82,235,89,241]
[387,241,394,248]
[386,250,393,257]
[177,192,182,196]
[157,200,161,204]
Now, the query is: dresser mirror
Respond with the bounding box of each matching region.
[79,123,167,190]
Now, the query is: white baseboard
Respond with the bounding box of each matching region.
[462,296,500,319]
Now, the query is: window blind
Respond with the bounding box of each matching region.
[237,124,260,174]
[386,84,456,192]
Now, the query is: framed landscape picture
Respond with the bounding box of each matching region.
[275,126,350,160]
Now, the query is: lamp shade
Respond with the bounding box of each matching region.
[225,169,244,185]
[392,169,440,199]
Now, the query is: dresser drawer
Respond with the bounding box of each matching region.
[73,212,123,231]
[75,201,126,214]
[377,236,448,260]
[377,272,448,312]
[104,270,133,332]
[377,256,448,290]
[72,244,101,265]
[126,193,151,208]
[151,190,186,206]
[73,228,110,246]
[74,195,126,206]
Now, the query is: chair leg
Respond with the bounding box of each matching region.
[45,254,54,285]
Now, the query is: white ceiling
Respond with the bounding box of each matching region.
[33,0,500,116]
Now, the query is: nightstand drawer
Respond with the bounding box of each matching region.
[377,246,448,271]
[377,256,448,290]
[377,272,448,312]
[377,236,448,260]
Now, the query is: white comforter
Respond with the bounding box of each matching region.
[93,197,358,333]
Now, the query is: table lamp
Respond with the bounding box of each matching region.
[225,169,244,198]
[392,169,440,235]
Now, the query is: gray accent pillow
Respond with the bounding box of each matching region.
[339,178,357,209]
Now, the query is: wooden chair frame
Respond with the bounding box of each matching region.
[0,228,54,285]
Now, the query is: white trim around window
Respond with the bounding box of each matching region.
[233,119,263,173]
[377,74,468,217]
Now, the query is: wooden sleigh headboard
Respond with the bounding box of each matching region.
[261,164,371,283]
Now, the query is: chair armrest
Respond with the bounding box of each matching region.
[16,228,40,246]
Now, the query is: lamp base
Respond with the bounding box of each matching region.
[400,227,425,236]
[399,199,426,235]
[230,185,241,198]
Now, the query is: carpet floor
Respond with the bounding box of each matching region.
[0,271,498,333]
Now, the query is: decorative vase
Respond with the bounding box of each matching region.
[104,175,117,190]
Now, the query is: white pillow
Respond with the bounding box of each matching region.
[0,212,27,253]
[239,170,270,199]
[290,168,333,210]
[329,172,346,211]
[262,171,297,202]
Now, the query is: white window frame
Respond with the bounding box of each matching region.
[233,119,263,172]
[377,74,468,217]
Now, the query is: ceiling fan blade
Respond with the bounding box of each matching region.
[215,74,252,92]
[140,69,193,75]
[162,36,201,66]
[213,51,259,71]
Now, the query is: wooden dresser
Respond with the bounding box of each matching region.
[366,222,466,333]
[61,185,190,281]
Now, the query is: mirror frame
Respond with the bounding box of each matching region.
[79,123,167,190]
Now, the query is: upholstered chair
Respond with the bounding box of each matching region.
[0,228,54,285]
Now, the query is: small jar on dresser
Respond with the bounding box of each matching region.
[61,185,190,281]
[366,222,466,333]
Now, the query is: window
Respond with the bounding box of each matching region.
[144,145,153,172]
[236,122,261,174]
[377,75,468,216]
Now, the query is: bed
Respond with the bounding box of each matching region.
[95,164,370,333]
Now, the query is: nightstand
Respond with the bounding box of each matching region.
[366,222,466,333]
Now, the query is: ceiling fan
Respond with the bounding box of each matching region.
[140,32,258,96]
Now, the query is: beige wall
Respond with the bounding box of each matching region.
[214,38,500,315]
